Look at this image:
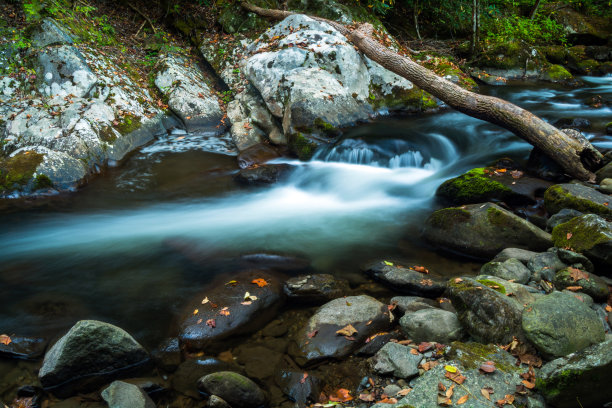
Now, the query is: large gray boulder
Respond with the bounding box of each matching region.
[101,381,155,408]
[399,308,464,343]
[544,183,612,217]
[155,53,224,132]
[291,295,392,364]
[480,258,531,284]
[31,18,74,48]
[422,203,552,259]
[522,291,604,358]
[537,339,612,408]
[445,278,524,344]
[371,342,422,379]
[364,260,446,297]
[38,320,150,397]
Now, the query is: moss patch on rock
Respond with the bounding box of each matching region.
[551,214,611,253]
[288,132,318,160]
[436,167,514,205]
[0,151,45,194]
[543,64,573,82]
[476,279,507,294]
[426,207,472,229]
[114,115,142,135]
[544,184,612,217]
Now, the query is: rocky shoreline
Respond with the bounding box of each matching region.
[1,3,612,408]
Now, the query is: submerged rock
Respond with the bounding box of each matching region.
[275,370,321,408]
[364,261,446,297]
[197,371,267,408]
[38,320,150,397]
[234,164,291,185]
[522,291,604,358]
[171,358,239,399]
[544,183,612,217]
[101,380,155,408]
[480,258,531,284]
[179,270,283,352]
[537,338,612,408]
[422,203,551,259]
[292,295,392,364]
[283,274,350,304]
[0,335,47,360]
[446,278,524,344]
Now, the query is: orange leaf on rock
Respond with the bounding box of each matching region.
[521,380,535,389]
[206,319,216,328]
[378,397,398,404]
[566,286,583,291]
[479,361,496,373]
[300,373,308,384]
[566,232,573,240]
[251,278,268,287]
[568,267,589,282]
[445,371,466,384]
[481,387,492,400]
[219,307,230,316]
[359,393,375,402]
[0,335,11,346]
[605,305,612,312]
[397,388,411,396]
[336,324,357,337]
[457,394,469,404]
[412,265,429,274]
[307,330,318,338]
[410,348,420,355]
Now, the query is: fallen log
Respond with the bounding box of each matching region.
[240,2,603,182]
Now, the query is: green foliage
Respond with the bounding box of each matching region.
[482,13,567,45]
[356,0,395,15]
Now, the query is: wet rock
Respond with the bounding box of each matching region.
[275,370,321,407]
[436,167,550,206]
[387,342,524,408]
[551,214,612,273]
[234,164,291,185]
[364,261,446,297]
[537,338,612,408]
[480,258,531,284]
[171,358,239,399]
[355,330,401,356]
[492,247,538,263]
[600,178,612,194]
[390,296,437,313]
[31,18,74,48]
[522,291,604,358]
[399,308,464,343]
[38,320,150,397]
[562,291,594,307]
[553,267,609,301]
[101,380,155,408]
[0,336,47,360]
[154,53,224,132]
[527,147,568,182]
[197,371,267,408]
[234,345,283,381]
[179,270,283,352]
[527,251,567,282]
[422,203,552,259]
[37,45,97,98]
[283,274,349,304]
[474,275,543,305]
[208,395,232,408]
[595,162,612,184]
[446,278,524,344]
[546,208,583,231]
[151,337,181,372]
[261,320,288,338]
[372,342,422,379]
[237,252,311,272]
[544,183,612,217]
[292,295,392,364]
[237,143,281,169]
[553,117,591,130]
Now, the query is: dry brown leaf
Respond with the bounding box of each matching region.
[568,267,589,282]
[481,387,492,400]
[457,394,469,404]
[410,348,420,355]
[521,380,535,389]
[479,361,496,373]
[0,335,11,346]
[358,393,375,402]
[445,371,466,384]
[336,324,357,337]
[328,388,352,402]
[397,388,411,396]
[566,286,583,291]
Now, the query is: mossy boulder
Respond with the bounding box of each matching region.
[544,183,612,217]
[595,162,612,183]
[551,214,612,273]
[553,267,609,301]
[197,371,267,408]
[436,167,550,205]
[422,203,552,259]
[480,258,531,284]
[537,339,612,408]
[0,151,55,195]
[446,277,524,344]
[541,64,573,82]
[522,291,604,359]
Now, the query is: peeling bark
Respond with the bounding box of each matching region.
[240,2,603,181]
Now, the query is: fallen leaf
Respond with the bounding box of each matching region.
[201,297,209,304]
[438,382,446,392]
[445,371,466,384]
[444,365,458,373]
[300,372,308,384]
[176,136,185,140]
[397,388,411,396]
[383,260,394,266]
[378,397,397,404]
[457,394,469,404]
[252,278,268,287]
[496,394,515,407]
[328,388,352,402]
[206,319,216,328]
[413,265,429,274]
[445,384,455,399]
[336,324,357,337]
[226,280,238,286]
[0,335,11,346]
[418,342,433,352]
[566,286,583,291]
[410,348,420,355]
[307,330,318,338]
[359,393,375,402]
[481,387,492,400]
[479,361,496,373]
[219,307,230,316]
[566,232,573,240]
[437,395,452,406]
[196,318,203,324]
[606,305,612,312]
[193,309,199,315]
[241,301,253,305]
[521,379,535,389]
[243,292,258,301]
[568,267,589,282]
[454,278,463,283]
[510,170,523,179]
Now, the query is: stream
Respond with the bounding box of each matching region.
[0,76,611,355]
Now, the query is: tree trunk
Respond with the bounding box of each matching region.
[470,0,479,54]
[530,0,542,20]
[413,0,421,40]
[240,2,603,182]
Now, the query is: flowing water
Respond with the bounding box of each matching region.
[0,77,611,348]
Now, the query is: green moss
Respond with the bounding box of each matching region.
[486,206,524,230]
[114,115,142,135]
[34,173,53,190]
[0,151,45,194]
[576,59,600,74]
[476,279,506,294]
[536,369,583,399]
[544,64,573,81]
[289,132,318,161]
[551,216,611,253]
[542,45,568,64]
[427,207,472,229]
[437,168,513,205]
[99,125,118,143]
[313,117,339,137]
[447,341,520,374]
[369,85,438,112]
[544,185,612,217]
